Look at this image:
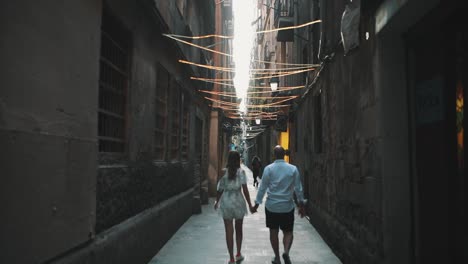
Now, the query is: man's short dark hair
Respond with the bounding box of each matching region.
[274,145,285,159]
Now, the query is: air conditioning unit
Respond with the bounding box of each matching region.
[276,17,294,42]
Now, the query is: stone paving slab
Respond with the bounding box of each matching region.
[148,165,342,264]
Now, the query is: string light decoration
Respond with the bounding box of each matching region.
[196,91,298,99]
[162,18,323,137]
[190,68,315,82]
[227,116,277,120]
[163,20,321,40]
[227,111,282,119]
[210,102,291,109]
[205,96,296,107]
[198,85,306,95]
[193,78,305,90]
[255,20,321,34]
[178,59,319,72]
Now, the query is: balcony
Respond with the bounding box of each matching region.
[274,0,294,42]
[273,0,293,26]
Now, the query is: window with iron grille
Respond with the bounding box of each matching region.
[154,64,169,160]
[181,94,190,160]
[170,81,181,160]
[274,0,293,25]
[98,10,131,153]
[280,0,292,16]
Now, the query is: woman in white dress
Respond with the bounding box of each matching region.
[214,151,254,264]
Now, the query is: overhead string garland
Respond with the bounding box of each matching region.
[196,91,298,99]
[178,59,319,73]
[162,19,322,122]
[162,19,322,64]
[198,85,306,95]
[205,96,296,107]
[164,19,321,39]
[190,68,315,82]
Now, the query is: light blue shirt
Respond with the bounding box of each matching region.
[255,159,305,213]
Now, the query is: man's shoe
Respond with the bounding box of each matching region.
[282,253,291,264]
[272,256,281,264]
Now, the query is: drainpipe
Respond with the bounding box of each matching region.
[318,0,325,60]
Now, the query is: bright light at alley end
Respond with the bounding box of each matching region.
[233,0,255,114]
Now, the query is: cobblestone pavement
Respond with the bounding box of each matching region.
[148,164,342,264]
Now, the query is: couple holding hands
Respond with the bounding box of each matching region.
[214,146,306,264]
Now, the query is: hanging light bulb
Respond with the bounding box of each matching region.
[270,76,279,91]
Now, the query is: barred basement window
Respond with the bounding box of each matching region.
[98,10,131,152]
[181,95,190,160]
[154,64,169,160]
[170,81,181,160]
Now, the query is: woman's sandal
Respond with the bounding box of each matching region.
[235,254,244,262]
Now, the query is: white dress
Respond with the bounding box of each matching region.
[217,168,248,219]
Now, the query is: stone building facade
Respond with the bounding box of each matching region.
[0,0,214,263]
[207,0,233,197]
[255,0,467,263]
[289,1,383,263]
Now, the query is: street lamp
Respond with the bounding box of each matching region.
[255,118,261,125]
[270,76,279,91]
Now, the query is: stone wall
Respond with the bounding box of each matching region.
[51,189,194,264]
[95,0,212,233]
[0,1,101,263]
[0,0,213,263]
[292,2,384,262]
[96,161,193,232]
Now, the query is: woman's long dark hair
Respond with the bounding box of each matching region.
[226,151,240,180]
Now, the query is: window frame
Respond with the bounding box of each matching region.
[181,93,190,160]
[169,80,182,161]
[154,63,170,160]
[98,9,131,153]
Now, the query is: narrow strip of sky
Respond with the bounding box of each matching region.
[232,0,256,113]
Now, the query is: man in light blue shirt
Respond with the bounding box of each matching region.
[253,146,306,264]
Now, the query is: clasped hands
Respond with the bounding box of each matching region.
[249,203,259,214]
[215,200,258,214]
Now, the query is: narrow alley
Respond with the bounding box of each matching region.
[1,1,467,264]
[148,165,341,264]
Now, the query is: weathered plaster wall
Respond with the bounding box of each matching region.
[0,1,101,263]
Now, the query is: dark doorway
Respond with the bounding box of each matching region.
[407,7,467,264]
[195,117,204,196]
